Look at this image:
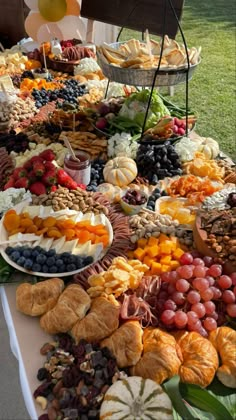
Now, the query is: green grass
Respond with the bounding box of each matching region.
[121,0,236,159]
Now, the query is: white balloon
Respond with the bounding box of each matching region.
[24,0,39,11]
[57,15,86,41]
[37,23,63,43]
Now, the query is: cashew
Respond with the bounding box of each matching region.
[36,396,48,410]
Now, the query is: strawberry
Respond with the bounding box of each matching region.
[3,176,15,190]
[50,185,57,193]
[14,177,30,189]
[33,161,45,177]
[57,169,71,185]
[44,161,56,172]
[29,181,47,195]
[41,171,57,186]
[12,167,27,180]
[77,183,86,190]
[28,170,37,184]
[39,149,56,162]
[23,156,43,171]
[64,179,78,190]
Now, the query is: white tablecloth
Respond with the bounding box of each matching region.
[0,284,52,420]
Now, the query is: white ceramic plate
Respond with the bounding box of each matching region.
[0,202,113,277]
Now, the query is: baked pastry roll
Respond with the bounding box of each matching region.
[16,278,64,316]
[209,326,236,388]
[101,321,143,368]
[130,328,182,384]
[71,296,120,343]
[40,284,91,334]
[176,331,219,388]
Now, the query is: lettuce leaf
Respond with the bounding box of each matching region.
[118,89,170,130]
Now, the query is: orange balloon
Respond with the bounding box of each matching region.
[37,23,63,43]
[25,12,48,41]
[66,0,80,16]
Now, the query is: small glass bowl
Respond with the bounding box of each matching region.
[120,192,148,216]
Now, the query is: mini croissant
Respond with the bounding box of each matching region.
[40,284,91,334]
[209,326,236,388]
[175,331,219,388]
[16,278,64,316]
[100,321,143,368]
[130,328,182,384]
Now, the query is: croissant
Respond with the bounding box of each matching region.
[100,321,143,368]
[40,284,91,334]
[209,326,236,388]
[16,278,64,316]
[71,296,120,343]
[130,328,182,384]
[176,331,219,388]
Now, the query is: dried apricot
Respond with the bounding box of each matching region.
[20,218,34,228]
[63,228,75,240]
[47,228,62,238]
[77,230,90,244]
[3,213,21,232]
[43,217,57,228]
[26,225,38,234]
[33,216,44,228]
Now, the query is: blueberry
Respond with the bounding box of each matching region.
[161,190,168,196]
[83,256,93,266]
[22,249,32,258]
[57,264,66,273]
[11,251,21,262]
[148,200,155,207]
[17,256,26,266]
[24,259,33,270]
[147,206,153,211]
[32,250,40,259]
[66,264,77,272]
[41,265,49,273]
[60,252,71,259]
[5,246,14,255]
[36,254,47,265]
[75,256,83,268]
[47,249,56,257]
[48,266,57,273]
[154,188,161,194]
[67,255,76,264]
[32,263,42,272]
[47,257,56,266]
[55,259,64,267]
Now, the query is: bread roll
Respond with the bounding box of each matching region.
[71,296,120,343]
[176,331,219,388]
[100,321,143,368]
[209,326,236,388]
[40,284,91,334]
[130,328,182,384]
[16,278,64,316]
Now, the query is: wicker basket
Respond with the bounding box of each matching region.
[97,42,200,87]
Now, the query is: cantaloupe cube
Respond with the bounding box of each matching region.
[159,241,173,255]
[151,261,162,275]
[133,247,146,261]
[170,260,180,270]
[147,245,159,258]
[161,264,171,272]
[143,255,154,267]
[159,233,170,243]
[148,237,159,246]
[172,247,185,260]
[160,255,172,265]
[137,238,148,248]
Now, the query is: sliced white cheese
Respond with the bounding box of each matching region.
[36,237,54,251]
[51,236,66,253]
[60,239,78,253]
[22,205,41,219]
[8,233,39,243]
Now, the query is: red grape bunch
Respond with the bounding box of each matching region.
[157,252,236,337]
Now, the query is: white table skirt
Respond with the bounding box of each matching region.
[0,284,52,420]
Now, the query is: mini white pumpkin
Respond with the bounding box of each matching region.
[103,157,138,187]
[100,376,173,420]
[198,137,220,159]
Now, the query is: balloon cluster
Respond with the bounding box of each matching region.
[24,0,86,43]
